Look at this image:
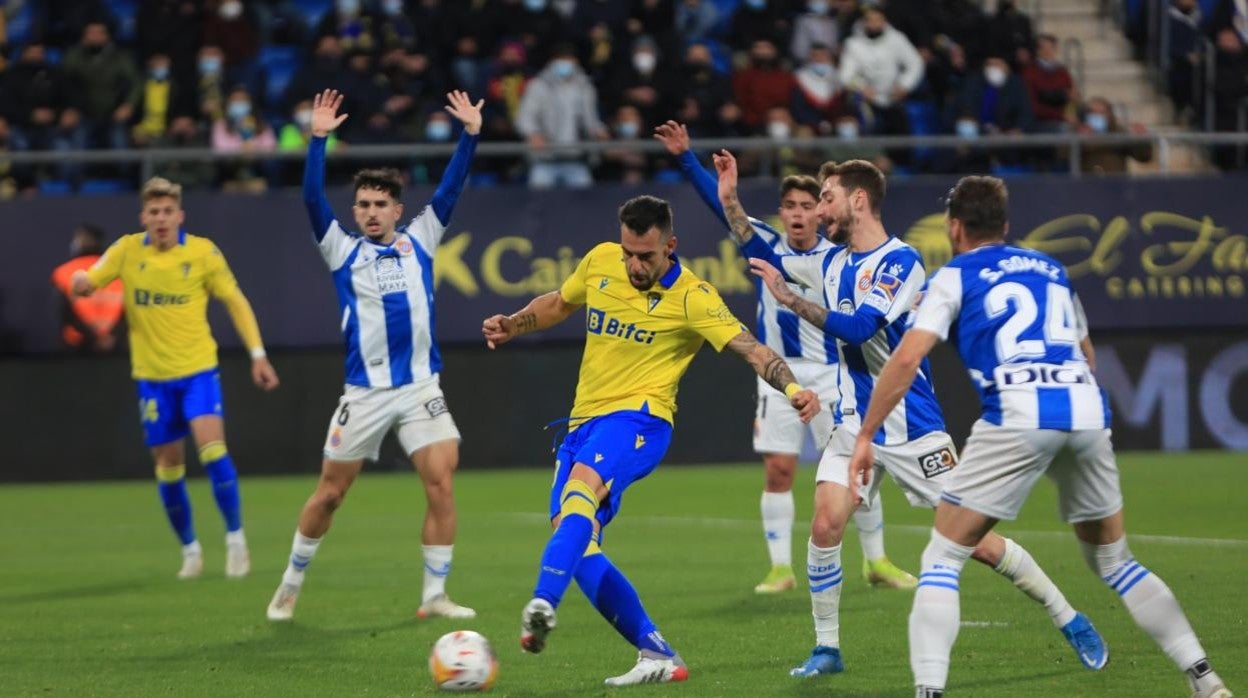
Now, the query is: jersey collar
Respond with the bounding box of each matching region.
[142,229,187,246]
[658,254,683,289]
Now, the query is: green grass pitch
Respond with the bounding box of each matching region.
[1,453,1244,696]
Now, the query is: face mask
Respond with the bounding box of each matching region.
[1037,58,1057,70]
[836,121,858,139]
[295,109,312,128]
[984,66,1007,87]
[808,62,832,77]
[616,121,640,138]
[745,0,766,8]
[426,120,452,141]
[382,0,404,15]
[865,28,884,39]
[523,0,547,11]
[767,121,791,140]
[227,101,252,121]
[1086,113,1109,133]
[199,56,222,75]
[551,59,575,79]
[151,65,170,81]
[808,0,829,15]
[220,1,242,20]
[632,52,657,73]
[956,119,978,138]
[337,0,360,15]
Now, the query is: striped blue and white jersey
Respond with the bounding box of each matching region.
[743,234,946,446]
[911,244,1110,430]
[676,151,838,367]
[303,132,478,388]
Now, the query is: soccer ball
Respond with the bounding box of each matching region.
[429,630,499,692]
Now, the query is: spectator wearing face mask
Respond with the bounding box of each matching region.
[789,43,845,135]
[986,0,1034,69]
[678,43,734,133]
[279,99,339,152]
[516,47,609,188]
[1022,34,1075,133]
[936,114,992,173]
[954,55,1033,136]
[1,41,87,180]
[1078,97,1152,175]
[410,110,458,185]
[62,22,142,150]
[137,0,202,83]
[606,35,677,128]
[733,39,796,129]
[730,0,795,53]
[132,53,183,146]
[598,105,652,184]
[183,45,229,126]
[822,114,892,173]
[758,105,823,177]
[791,0,841,63]
[838,8,924,136]
[203,0,262,95]
[212,87,276,191]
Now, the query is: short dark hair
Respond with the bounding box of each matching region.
[353,168,403,200]
[827,159,886,213]
[817,160,838,183]
[946,175,1008,241]
[779,175,820,201]
[618,195,673,238]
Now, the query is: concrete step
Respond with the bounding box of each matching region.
[1079,79,1165,105]
[1026,0,1104,14]
[1062,35,1133,63]
[1117,98,1175,126]
[1081,59,1149,82]
[1039,14,1116,41]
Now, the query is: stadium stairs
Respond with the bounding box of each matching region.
[1037,0,1213,173]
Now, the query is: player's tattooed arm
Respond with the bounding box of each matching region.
[712,149,755,244]
[749,257,828,327]
[482,291,580,349]
[728,331,821,421]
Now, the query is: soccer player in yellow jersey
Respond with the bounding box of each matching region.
[481,196,820,687]
[71,177,279,580]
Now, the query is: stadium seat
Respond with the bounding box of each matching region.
[37,180,75,196]
[709,0,740,37]
[104,0,139,44]
[79,179,133,195]
[292,0,333,33]
[259,46,303,109]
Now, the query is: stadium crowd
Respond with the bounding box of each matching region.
[0,0,1240,195]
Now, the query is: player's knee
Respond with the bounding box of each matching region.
[763,466,794,492]
[423,471,454,502]
[810,510,845,547]
[198,440,228,465]
[1080,535,1131,580]
[314,486,347,513]
[559,479,599,523]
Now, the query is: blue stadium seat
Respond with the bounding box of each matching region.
[79,179,133,195]
[1198,0,1218,15]
[37,180,75,196]
[45,48,64,65]
[292,0,333,33]
[259,46,302,109]
[904,100,940,170]
[5,2,34,46]
[104,0,139,44]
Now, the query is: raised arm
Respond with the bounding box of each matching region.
[725,331,820,422]
[655,121,730,228]
[481,291,581,349]
[431,90,483,226]
[711,148,757,246]
[303,89,349,241]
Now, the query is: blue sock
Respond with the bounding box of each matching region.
[533,479,598,606]
[156,465,196,545]
[575,546,674,657]
[200,442,242,532]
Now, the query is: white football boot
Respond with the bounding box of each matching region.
[604,652,689,686]
[177,542,203,580]
[417,594,477,619]
[225,542,250,579]
[266,583,300,621]
[519,598,556,653]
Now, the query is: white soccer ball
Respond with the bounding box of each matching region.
[429,630,499,692]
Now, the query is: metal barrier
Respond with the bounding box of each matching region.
[1063,37,1086,96]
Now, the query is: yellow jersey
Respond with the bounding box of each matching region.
[87,231,264,380]
[560,242,747,425]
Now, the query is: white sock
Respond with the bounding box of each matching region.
[422,544,453,604]
[807,538,843,648]
[993,537,1076,627]
[910,529,974,690]
[281,531,321,587]
[225,529,247,548]
[761,490,795,567]
[1081,537,1208,671]
[182,540,202,558]
[852,492,886,562]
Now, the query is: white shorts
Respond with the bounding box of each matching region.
[941,420,1123,523]
[816,427,959,509]
[322,377,461,461]
[753,362,839,455]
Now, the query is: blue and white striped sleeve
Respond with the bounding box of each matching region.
[303,135,356,269]
[677,150,779,247]
[910,266,962,341]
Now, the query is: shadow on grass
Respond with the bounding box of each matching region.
[0,578,154,605]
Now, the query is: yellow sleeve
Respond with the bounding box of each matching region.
[684,282,748,352]
[559,245,596,306]
[206,244,265,354]
[85,238,127,289]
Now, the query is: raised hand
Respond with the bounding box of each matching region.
[311,89,348,137]
[653,120,690,155]
[712,148,739,199]
[748,258,797,306]
[444,90,484,136]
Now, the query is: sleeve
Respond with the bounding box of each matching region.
[515,81,544,138]
[895,35,926,94]
[740,235,828,290]
[303,135,356,269]
[205,245,265,353]
[558,245,595,306]
[581,82,606,135]
[822,250,926,345]
[85,239,127,289]
[837,40,860,89]
[1073,291,1090,341]
[909,266,963,341]
[429,130,480,227]
[683,282,748,352]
